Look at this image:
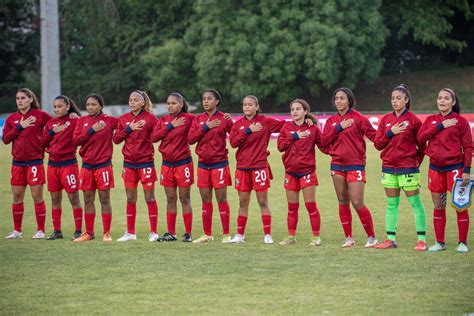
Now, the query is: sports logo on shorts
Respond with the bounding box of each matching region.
[160,174,164,180]
[235,179,240,186]
[285,178,289,184]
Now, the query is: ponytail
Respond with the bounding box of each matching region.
[55,95,82,116]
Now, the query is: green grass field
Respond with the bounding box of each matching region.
[1,141,473,315]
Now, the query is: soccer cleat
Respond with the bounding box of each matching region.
[192,235,214,243]
[46,230,63,240]
[73,232,94,242]
[71,230,82,241]
[309,236,321,246]
[221,235,232,243]
[117,232,137,242]
[365,237,378,248]
[182,233,192,242]
[32,231,45,240]
[279,236,296,245]
[428,242,446,252]
[264,234,274,244]
[103,232,112,242]
[148,232,160,242]
[159,232,177,242]
[342,237,355,248]
[229,234,245,244]
[414,240,427,252]
[5,230,22,239]
[456,242,468,253]
[375,239,397,249]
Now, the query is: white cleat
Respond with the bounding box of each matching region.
[263,234,274,244]
[32,231,45,239]
[5,230,23,239]
[117,232,137,242]
[365,237,378,248]
[229,234,245,244]
[148,232,160,242]
[342,237,355,248]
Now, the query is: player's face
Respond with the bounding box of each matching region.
[242,97,259,117]
[167,95,183,115]
[391,90,408,112]
[129,92,145,113]
[202,92,218,112]
[53,99,69,117]
[437,90,455,114]
[291,102,307,121]
[16,92,33,111]
[334,91,349,112]
[86,97,102,116]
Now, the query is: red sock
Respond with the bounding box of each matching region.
[287,202,299,236]
[433,209,446,243]
[183,212,193,234]
[73,208,83,231]
[202,202,213,236]
[457,210,470,244]
[12,203,24,232]
[102,213,112,234]
[167,212,177,235]
[85,213,95,235]
[356,205,375,238]
[126,202,136,234]
[147,201,158,233]
[338,204,352,238]
[34,201,46,232]
[237,215,248,235]
[305,202,321,236]
[218,201,230,235]
[52,208,62,231]
[262,214,272,235]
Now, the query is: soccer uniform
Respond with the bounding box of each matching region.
[188,110,233,236]
[113,110,158,235]
[277,121,323,237]
[321,108,376,239]
[417,111,472,245]
[2,108,51,233]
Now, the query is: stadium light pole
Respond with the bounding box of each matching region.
[40,0,60,114]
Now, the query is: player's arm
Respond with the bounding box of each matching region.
[229,122,250,148]
[277,124,292,152]
[2,117,21,144]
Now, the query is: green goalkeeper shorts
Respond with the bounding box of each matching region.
[381,172,420,191]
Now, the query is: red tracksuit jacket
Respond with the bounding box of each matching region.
[374,109,425,174]
[151,112,195,163]
[73,112,118,165]
[321,109,376,169]
[3,108,51,162]
[417,111,472,173]
[41,115,79,163]
[229,114,284,170]
[277,121,323,175]
[188,111,233,165]
[113,110,157,164]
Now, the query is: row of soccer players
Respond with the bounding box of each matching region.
[2,85,471,252]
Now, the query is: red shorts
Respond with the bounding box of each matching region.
[47,164,80,193]
[122,166,157,190]
[80,165,115,191]
[160,162,194,187]
[197,166,232,189]
[10,164,46,186]
[428,168,463,193]
[235,168,272,192]
[284,172,318,191]
[331,170,366,183]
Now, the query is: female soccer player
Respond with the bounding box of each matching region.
[114,90,159,242]
[3,88,51,239]
[277,99,323,246]
[151,92,195,242]
[374,84,427,251]
[321,87,378,248]
[72,94,118,242]
[417,88,472,253]
[188,89,233,243]
[41,95,83,241]
[228,95,284,244]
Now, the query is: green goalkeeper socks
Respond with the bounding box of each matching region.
[407,194,427,241]
[386,196,400,241]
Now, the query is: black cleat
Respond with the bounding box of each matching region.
[182,233,192,242]
[159,232,177,242]
[46,230,63,240]
[71,230,82,241]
